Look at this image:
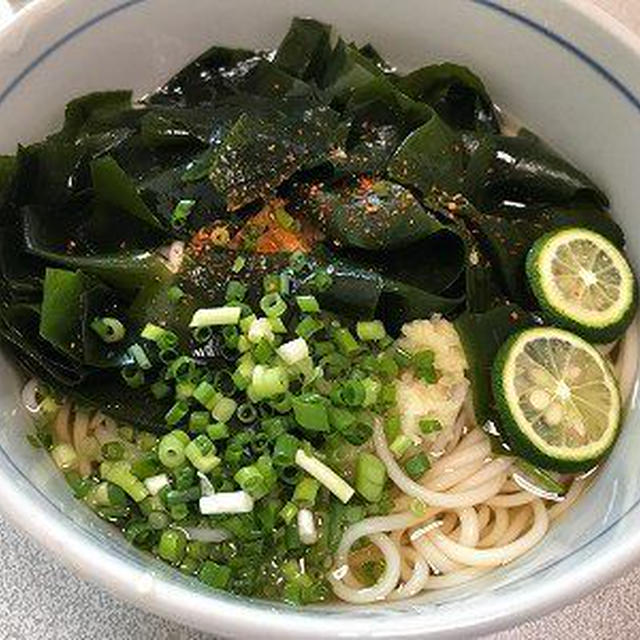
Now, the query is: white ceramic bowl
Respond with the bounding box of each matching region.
[0,0,639,637]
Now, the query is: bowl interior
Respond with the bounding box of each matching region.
[0,0,639,637]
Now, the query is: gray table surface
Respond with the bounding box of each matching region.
[2,0,640,638]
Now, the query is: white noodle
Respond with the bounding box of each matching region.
[329,533,401,603]
[428,500,548,567]
[428,437,491,477]
[373,420,504,508]
[486,491,537,508]
[423,457,485,492]
[413,534,463,574]
[389,547,430,600]
[478,507,509,548]
[335,513,418,557]
[456,508,480,547]
[476,504,492,533]
[494,505,532,546]
[53,403,72,444]
[452,427,484,452]
[452,458,513,491]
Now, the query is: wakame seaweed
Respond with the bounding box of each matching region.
[0,17,620,429]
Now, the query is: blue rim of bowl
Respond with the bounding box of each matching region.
[0,0,638,628]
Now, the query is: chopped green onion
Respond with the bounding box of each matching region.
[328,406,356,432]
[102,441,125,461]
[393,346,412,368]
[221,325,239,349]
[185,436,220,473]
[128,343,152,370]
[289,250,307,272]
[167,286,185,304]
[167,503,187,521]
[403,452,430,480]
[141,323,178,349]
[65,471,92,498]
[171,199,196,229]
[226,280,248,302]
[260,293,287,317]
[295,449,354,503]
[206,422,229,441]
[296,295,320,313]
[262,416,289,440]
[356,320,386,342]
[159,348,179,364]
[158,433,187,468]
[170,430,190,446]
[273,433,299,468]
[268,317,287,334]
[250,365,289,400]
[355,452,387,502]
[175,380,196,400]
[131,453,161,480]
[333,380,365,407]
[237,335,251,353]
[291,394,330,432]
[263,273,281,294]
[103,461,149,502]
[121,365,145,388]
[91,317,125,343]
[143,473,170,496]
[198,561,231,588]
[234,465,269,499]
[279,501,298,525]
[51,443,77,470]
[419,418,442,435]
[189,307,241,327]
[515,460,567,496]
[412,350,438,384]
[311,268,333,292]
[333,327,359,355]
[193,325,212,344]
[389,434,412,458]
[247,318,275,344]
[279,272,291,295]
[252,337,274,363]
[237,403,258,424]
[295,316,324,340]
[362,377,381,407]
[149,380,170,400]
[193,381,219,411]
[269,393,292,413]
[189,411,210,433]
[277,337,309,365]
[293,477,320,507]
[167,356,196,380]
[341,421,373,446]
[376,353,399,380]
[164,400,189,426]
[212,396,237,423]
[384,413,401,442]
[378,383,397,409]
[148,510,171,530]
[231,256,246,273]
[158,528,188,564]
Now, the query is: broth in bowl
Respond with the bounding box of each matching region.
[2,17,637,606]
